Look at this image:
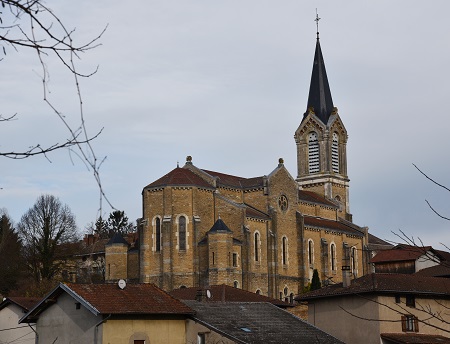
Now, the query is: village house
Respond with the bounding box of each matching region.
[297,273,450,344]
[0,296,40,344]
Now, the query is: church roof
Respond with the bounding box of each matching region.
[303,215,364,237]
[304,36,335,125]
[202,169,264,189]
[298,190,338,208]
[208,218,233,234]
[106,232,129,246]
[144,167,213,189]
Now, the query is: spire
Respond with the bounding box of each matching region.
[305,13,334,125]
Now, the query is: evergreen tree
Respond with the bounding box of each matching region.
[310,269,322,291]
[0,211,25,295]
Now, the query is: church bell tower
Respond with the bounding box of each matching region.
[294,21,351,220]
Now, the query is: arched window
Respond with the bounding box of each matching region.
[179,216,186,251]
[308,239,314,266]
[351,246,358,277]
[254,232,260,262]
[308,132,320,173]
[256,289,261,295]
[332,132,339,173]
[330,243,336,271]
[233,281,239,288]
[155,217,161,252]
[282,236,288,265]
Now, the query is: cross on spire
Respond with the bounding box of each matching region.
[315,9,321,40]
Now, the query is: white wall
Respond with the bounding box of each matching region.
[0,303,36,344]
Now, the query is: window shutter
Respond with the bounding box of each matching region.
[401,316,406,332]
[414,317,419,332]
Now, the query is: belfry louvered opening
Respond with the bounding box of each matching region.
[332,132,339,173]
[308,132,320,173]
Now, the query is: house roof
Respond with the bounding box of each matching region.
[380,333,450,344]
[170,284,291,308]
[144,167,213,190]
[183,301,344,344]
[298,190,337,208]
[414,264,450,278]
[303,215,365,237]
[371,244,436,263]
[20,283,194,323]
[297,273,450,301]
[0,297,40,312]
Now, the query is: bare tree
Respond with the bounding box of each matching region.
[17,194,79,282]
[0,1,113,211]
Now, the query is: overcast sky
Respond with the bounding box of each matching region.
[1,1,450,248]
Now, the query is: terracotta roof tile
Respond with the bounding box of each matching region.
[299,190,337,208]
[66,283,194,315]
[303,215,364,237]
[145,167,213,189]
[297,273,450,301]
[170,284,291,308]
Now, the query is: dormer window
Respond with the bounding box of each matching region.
[332,132,339,173]
[308,132,320,173]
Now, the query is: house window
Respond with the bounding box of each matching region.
[332,132,339,173]
[406,295,415,308]
[282,236,288,265]
[254,232,260,262]
[155,217,161,252]
[308,239,314,266]
[179,216,186,251]
[395,295,401,303]
[308,132,320,173]
[330,243,337,271]
[197,333,206,344]
[401,315,418,332]
[232,253,238,267]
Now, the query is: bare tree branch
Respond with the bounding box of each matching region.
[1,0,114,215]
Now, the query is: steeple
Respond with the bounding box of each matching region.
[295,15,351,221]
[304,23,334,125]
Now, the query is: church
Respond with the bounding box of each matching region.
[105,31,372,300]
